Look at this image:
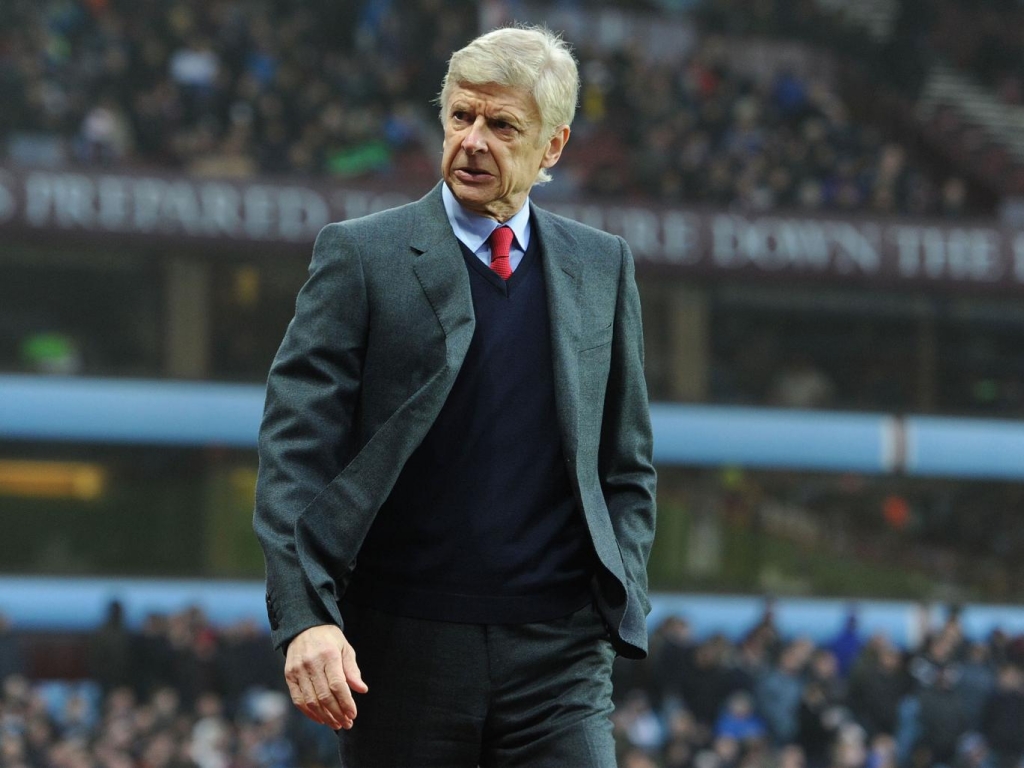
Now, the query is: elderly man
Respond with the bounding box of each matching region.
[254,25,656,767]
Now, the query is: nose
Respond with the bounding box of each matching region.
[461,117,488,154]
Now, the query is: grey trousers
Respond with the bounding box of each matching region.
[336,600,617,768]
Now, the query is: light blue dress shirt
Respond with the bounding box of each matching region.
[441,183,531,273]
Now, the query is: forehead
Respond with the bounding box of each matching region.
[447,82,539,120]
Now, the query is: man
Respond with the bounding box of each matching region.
[253,25,656,767]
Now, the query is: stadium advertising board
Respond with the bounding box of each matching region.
[2,166,1022,291]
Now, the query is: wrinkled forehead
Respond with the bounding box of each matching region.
[446,82,541,120]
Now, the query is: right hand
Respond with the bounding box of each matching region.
[284,624,369,730]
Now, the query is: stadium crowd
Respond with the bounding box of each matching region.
[0,0,974,217]
[576,34,968,218]
[614,608,1024,768]
[0,605,337,768]
[2,603,1024,767]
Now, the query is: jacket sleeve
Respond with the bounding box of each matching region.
[253,222,368,651]
[598,236,657,618]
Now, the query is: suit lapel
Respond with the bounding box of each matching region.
[532,205,582,463]
[410,184,476,368]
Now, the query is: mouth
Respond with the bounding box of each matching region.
[454,167,493,182]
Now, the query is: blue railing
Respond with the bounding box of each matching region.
[2,375,1023,479]
[1,574,1022,646]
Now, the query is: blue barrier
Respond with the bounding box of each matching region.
[649,403,892,473]
[1,575,1020,648]
[0,375,264,447]
[2,375,1024,479]
[0,575,264,631]
[906,415,1024,480]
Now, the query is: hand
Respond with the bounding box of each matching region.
[284,624,368,730]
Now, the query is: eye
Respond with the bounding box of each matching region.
[451,110,470,125]
[492,119,518,135]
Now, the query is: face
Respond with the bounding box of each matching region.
[442,82,569,221]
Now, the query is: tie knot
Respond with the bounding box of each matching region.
[489,225,514,260]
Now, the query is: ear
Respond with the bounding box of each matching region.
[540,125,571,169]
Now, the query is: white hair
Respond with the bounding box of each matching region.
[439,25,579,184]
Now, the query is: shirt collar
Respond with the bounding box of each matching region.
[441,182,531,254]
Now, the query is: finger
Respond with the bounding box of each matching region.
[326,657,358,721]
[343,646,369,695]
[285,673,321,724]
[297,672,333,727]
[312,660,350,727]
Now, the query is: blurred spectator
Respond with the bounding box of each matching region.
[132,612,175,697]
[959,642,997,730]
[832,723,869,768]
[0,614,25,683]
[685,635,745,728]
[867,733,899,768]
[981,664,1024,765]
[619,746,661,768]
[915,666,970,766]
[650,615,696,710]
[848,637,909,738]
[76,95,134,165]
[713,690,767,742]
[798,679,842,767]
[89,600,131,694]
[755,639,809,744]
[806,648,847,707]
[613,690,666,753]
[956,732,997,768]
[779,744,809,768]
[827,613,864,679]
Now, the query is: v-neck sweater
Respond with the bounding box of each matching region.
[346,229,595,623]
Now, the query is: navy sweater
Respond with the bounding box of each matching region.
[346,229,595,623]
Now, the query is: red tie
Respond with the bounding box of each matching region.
[489,226,514,280]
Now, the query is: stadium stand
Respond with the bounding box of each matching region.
[6,0,1021,414]
[7,0,1021,419]
[0,0,977,216]
[924,0,1024,104]
[611,603,1024,768]
[4,1,1024,767]
[3,601,1024,767]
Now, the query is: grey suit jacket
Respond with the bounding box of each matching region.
[253,183,656,658]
